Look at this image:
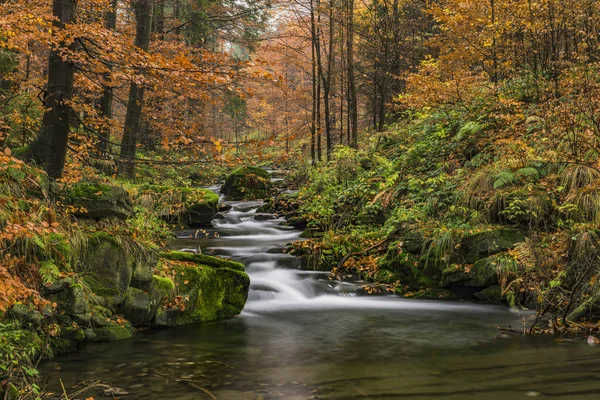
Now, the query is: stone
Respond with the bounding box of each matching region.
[153,261,249,327]
[120,287,154,326]
[130,248,159,291]
[41,277,74,295]
[8,304,43,328]
[66,183,133,220]
[221,166,272,200]
[474,285,503,302]
[47,284,88,316]
[187,199,218,227]
[93,319,135,342]
[78,233,133,306]
[71,313,92,327]
[453,228,525,264]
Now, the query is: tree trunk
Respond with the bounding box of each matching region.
[29,0,78,179]
[118,0,153,178]
[97,0,118,155]
[310,0,317,165]
[347,0,358,149]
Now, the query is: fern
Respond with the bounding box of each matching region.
[455,121,483,141]
[39,261,60,284]
[493,171,516,189]
[516,167,539,180]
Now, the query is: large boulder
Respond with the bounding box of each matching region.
[154,251,250,327]
[452,228,525,264]
[134,185,219,227]
[65,183,133,220]
[221,166,271,200]
[77,233,133,306]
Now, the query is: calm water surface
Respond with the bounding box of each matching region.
[41,190,600,399]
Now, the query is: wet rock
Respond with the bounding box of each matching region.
[253,213,276,221]
[93,319,135,342]
[474,285,503,302]
[219,203,232,212]
[153,259,249,327]
[120,287,154,326]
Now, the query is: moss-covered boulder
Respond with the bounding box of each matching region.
[65,183,133,220]
[453,228,525,264]
[135,185,219,227]
[221,166,271,200]
[378,245,437,289]
[93,319,135,342]
[77,233,133,306]
[474,285,503,302]
[153,253,249,327]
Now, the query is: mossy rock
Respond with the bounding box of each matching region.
[221,166,272,200]
[160,251,245,272]
[153,262,250,327]
[136,185,219,227]
[378,246,437,289]
[474,285,503,303]
[46,284,88,316]
[77,233,133,306]
[92,319,135,342]
[441,254,506,289]
[130,246,159,291]
[65,183,133,220]
[453,228,525,264]
[120,287,153,326]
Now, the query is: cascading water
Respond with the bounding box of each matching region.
[172,181,504,315]
[40,177,600,399]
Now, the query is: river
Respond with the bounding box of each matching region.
[41,188,600,399]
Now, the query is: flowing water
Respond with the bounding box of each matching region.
[41,186,600,399]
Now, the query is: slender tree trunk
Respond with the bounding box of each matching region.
[347,0,358,148]
[29,0,78,179]
[310,0,317,164]
[118,0,153,178]
[317,0,334,161]
[97,0,118,155]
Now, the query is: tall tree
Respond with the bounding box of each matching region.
[29,0,78,179]
[118,0,153,178]
[96,0,118,155]
[346,0,358,148]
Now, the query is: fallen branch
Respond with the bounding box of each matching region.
[180,379,217,400]
[337,238,390,270]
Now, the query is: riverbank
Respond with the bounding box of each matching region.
[1,160,277,398]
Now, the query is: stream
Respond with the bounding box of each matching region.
[41,185,600,399]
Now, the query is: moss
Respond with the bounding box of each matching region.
[221,166,272,200]
[152,274,175,292]
[66,182,113,200]
[154,262,250,327]
[160,251,245,272]
[93,320,135,342]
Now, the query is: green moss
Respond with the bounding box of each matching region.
[152,274,175,292]
[93,320,134,342]
[221,166,272,200]
[66,182,113,200]
[154,262,250,327]
[160,251,245,271]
